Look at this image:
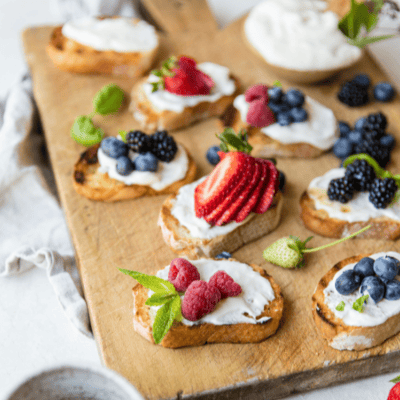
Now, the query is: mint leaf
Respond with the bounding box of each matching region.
[119,130,128,142]
[349,34,395,47]
[119,269,176,294]
[352,294,369,313]
[152,295,181,344]
[336,301,345,311]
[273,80,282,87]
[93,84,124,115]
[217,128,253,154]
[71,116,104,147]
[145,293,176,306]
[390,375,400,383]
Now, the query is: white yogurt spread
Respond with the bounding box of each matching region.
[308,168,400,222]
[143,62,236,113]
[97,143,188,191]
[150,258,276,326]
[170,177,251,240]
[244,0,362,71]
[62,17,158,52]
[323,252,400,327]
[234,94,337,150]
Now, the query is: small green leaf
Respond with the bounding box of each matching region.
[145,293,176,306]
[273,80,282,87]
[372,0,384,13]
[71,116,104,147]
[349,34,395,48]
[217,128,253,154]
[119,130,128,142]
[152,295,181,344]
[336,301,345,311]
[119,269,176,295]
[93,84,124,115]
[151,70,163,77]
[390,375,400,384]
[352,294,369,313]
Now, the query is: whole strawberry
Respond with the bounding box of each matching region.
[388,382,400,400]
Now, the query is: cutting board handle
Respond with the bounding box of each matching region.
[139,0,218,34]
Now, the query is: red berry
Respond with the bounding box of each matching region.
[388,382,400,400]
[209,271,242,299]
[246,99,276,128]
[253,159,279,214]
[182,281,221,321]
[168,258,200,292]
[245,84,269,104]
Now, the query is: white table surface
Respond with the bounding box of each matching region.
[1,1,400,399]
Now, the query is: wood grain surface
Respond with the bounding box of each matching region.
[22,2,400,399]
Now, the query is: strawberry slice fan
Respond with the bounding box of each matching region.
[194,128,279,226]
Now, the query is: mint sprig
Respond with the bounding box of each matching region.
[336,301,346,311]
[119,268,182,344]
[71,84,124,147]
[217,128,253,154]
[390,375,400,384]
[352,294,369,312]
[150,56,178,93]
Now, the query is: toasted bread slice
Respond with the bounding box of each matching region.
[130,76,240,131]
[220,105,325,159]
[73,144,197,202]
[158,191,283,258]
[300,191,400,240]
[46,18,159,77]
[133,261,284,348]
[312,254,400,351]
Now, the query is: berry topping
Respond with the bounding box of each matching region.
[101,137,128,159]
[388,382,400,400]
[134,152,158,172]
[168,258,201,292]
[116,156,135,176]
[374,82,395,102]
[277,112,293,126]
[385,280,400,301]
[268,86,283,103]
[373,256,399,281]
[335,270,362,295]
[369,177,397,209]
[290,107,308,123]
[364,112,387,133]
[354,140,391,167]
[246,99,276,128]
[351,74,371,88]
[126,130,151,154]
[206,146,221,165]
[337,81,369,107]
[353,257,375,278]
[347,130,364,144]
[285,89,305,108]
[278,170,286,193]
[354,117,366,131]
[209,271,242,299]
[181,280,221,321]
[380,134,396,150]
[244,85,269,103]
[333,138,354,160]
[215,252,232,259]
[360,276,385,303]
[149,130,178,162]
[338,121,352,138]
[344,159,376,191]
[253,159,279,214]
[327,177,355,203]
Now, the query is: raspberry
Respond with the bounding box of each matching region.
[246,99,275,128]
[388,382,400,400]
[244,84,269,103]
[181,281,221,321]
[168,258,200,292]
[208,271,242,299]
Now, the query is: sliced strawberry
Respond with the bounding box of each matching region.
[215,159,260,226]
[253,159,279,214]
[245,84,269,104]
[246,99,276,128]
[194,152,249,218]
[235,160,269,223]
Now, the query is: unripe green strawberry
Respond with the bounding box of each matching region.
[263,237,304,269]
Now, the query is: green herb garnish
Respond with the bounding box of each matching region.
[119,269,182,344]
[71,84,124,147]
[336,301,346,311]
[150,56,178,93]
[390,375,400,384]
[352,294,369,312]
[217,127,253,154]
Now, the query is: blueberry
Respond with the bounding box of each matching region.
[274,103,291,114]
[373,256,400,281]
[354,257,375,278]
[268,86,283,103]
[374,82,395,102]
[206,146,221,165]
[290,107,308,123]
[380,134,396,150]
[215,252,232,260]
[384,280,400,300]
[335,270,362,295]
[278,170,286,192]
[352,74,371,88]
[333,138,354,159]
[134,152,158,172]
[268,102,281,114]
[101,137,128,159]
[285,89,305,107]
[116,156,134,176]
[354,117,366,132]
[360,276,385,303]
[338,121,352,138]
[277,112,293,126]
[348,130,364,144]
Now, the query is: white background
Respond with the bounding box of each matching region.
[1,1,400,399]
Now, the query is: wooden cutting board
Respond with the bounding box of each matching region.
[22,1,400,399]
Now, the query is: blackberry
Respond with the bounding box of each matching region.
[363,112,387,141]
[344,160,376,191]
[369,178,398,209]
[327,177,355,203]
[126,130,151,154]
[354,140,391,167]
[337,81,369,107]
[149,130,178,162]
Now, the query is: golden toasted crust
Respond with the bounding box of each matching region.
[72,144,197,202]
[130,76,241,131]
[312,254,400,351]
[46,18,159,77]
[133,261,284,348]
[158,190,283,258]
[300,191,400,240]
[219,105,325,159]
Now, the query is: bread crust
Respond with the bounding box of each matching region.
[220,105,325,159]
[46,18,159,77]
[73,144,197,202]
[312,254,400,351]
[132,261,284,348]
[130,76,240,131]
[158,191,283,258]
[300,191,400,240]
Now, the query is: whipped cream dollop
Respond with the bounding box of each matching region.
[170,177,251,240]
[143,63,236,113]
[62,17,158,52]
[97,144,188,191]
[323,252,400,327]
[244,0,362,71]
[234,94,338,150]
[150,258,276,326]
[308,168,400,222]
